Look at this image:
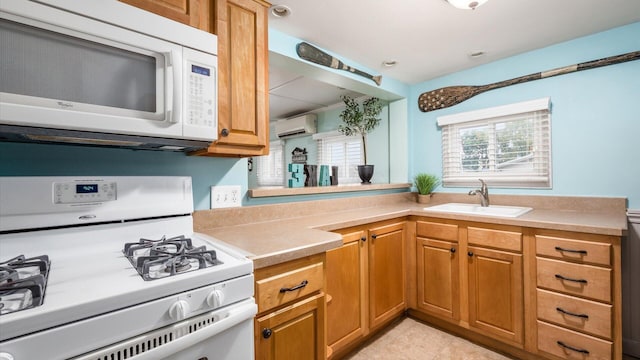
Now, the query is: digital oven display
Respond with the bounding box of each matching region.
[76,184,98,194]
[191,64,210,76]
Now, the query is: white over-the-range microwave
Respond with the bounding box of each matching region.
[0,0,217,151]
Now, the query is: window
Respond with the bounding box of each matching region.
[438,98,551,188]
[256,140,285,186]
[313,131,363,184]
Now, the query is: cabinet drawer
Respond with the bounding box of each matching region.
[256,262,324,313]
[468,226,522,252]
[537,320,612,360]
[537,289,612,339]
[416,221,458,241]
[536,235,611,266]
[537,258,611,303]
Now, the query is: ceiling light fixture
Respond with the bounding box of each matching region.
[445,0,489,10]
[270,4,292,18]
[382,60,397,68]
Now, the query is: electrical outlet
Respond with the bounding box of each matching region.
[210,185,242,209]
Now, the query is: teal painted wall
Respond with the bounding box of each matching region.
[0,142,247,211]
[409,22,640,208]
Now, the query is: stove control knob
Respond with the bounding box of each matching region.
[168,300,191,321]
[206,289,225,308]
[0,353,14,360]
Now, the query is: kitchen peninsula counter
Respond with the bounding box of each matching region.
[194,192,628,269]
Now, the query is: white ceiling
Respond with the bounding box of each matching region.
[267,0,640,120]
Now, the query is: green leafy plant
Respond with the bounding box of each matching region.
[338,95,383,165]
[414,173,440,195]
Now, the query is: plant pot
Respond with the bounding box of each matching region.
[416,193,432,204]
[357,165,374,184]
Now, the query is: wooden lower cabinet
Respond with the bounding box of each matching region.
[368,222,406,329]
[326,220,406,358]
[254,254,326,360]
[325,230,367,355]
[411,217,622,360]
[534,229,621,360]
[256,293,326,360]
[416,237,460,321]
[413,218,525,349]
[468,245,523,346]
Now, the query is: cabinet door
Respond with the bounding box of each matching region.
[368,222,406,329]
[326,230,367,355]
[416,237,460,321]
[468,246,524,346]
[198,0,269,156]
[256,293,326,360]
[119,0,212,32]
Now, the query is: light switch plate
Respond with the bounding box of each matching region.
[210,185,242,208]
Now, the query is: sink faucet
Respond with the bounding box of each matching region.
[469,179,490,207]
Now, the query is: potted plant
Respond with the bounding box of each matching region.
[414,173,440,204]
[338,95,383,184]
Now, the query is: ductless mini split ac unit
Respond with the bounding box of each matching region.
[275,114,317,139]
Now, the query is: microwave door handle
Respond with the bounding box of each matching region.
[165,51,180,124]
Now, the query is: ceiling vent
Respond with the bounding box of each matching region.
[275,114,317,139]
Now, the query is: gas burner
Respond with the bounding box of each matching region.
[123,235,223,281]
[0,255,51,315]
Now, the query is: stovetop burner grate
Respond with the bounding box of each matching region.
[123,235,223,281]
[0,255,51,315]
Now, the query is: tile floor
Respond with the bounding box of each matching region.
[343,317,512,360]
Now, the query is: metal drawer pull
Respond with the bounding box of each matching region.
[554,246,588,255]
[557,341,590,354]
[555,274,588,284]
[280,280,308,293]
[556,307,589,319]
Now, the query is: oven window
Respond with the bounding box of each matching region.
[0,19,156,112]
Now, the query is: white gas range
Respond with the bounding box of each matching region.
[0,176,256,360]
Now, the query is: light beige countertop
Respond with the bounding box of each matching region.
[194,192,628,269]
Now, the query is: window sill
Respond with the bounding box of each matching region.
[248,183,411,198]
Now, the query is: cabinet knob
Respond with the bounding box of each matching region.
[221,128,230,137]
[450,248,456,253]
[262,328,273,339]
[371,234,377,240]
[467,251,474,257]
[360,236,367,242]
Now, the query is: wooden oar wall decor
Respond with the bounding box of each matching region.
[296,42,382,86]
[418,50,640,112]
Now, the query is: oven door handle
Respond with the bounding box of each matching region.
[128,299,257,360]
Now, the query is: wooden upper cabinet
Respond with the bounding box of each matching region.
[193,0,270,157]
[119,0,213,32]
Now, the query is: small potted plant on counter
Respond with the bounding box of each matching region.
[338,95,383,184]
[414,173,440,204]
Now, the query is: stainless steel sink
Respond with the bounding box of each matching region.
[423,203,533,218]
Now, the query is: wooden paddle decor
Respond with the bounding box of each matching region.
[296,42,382,86]
[418,50,640,112]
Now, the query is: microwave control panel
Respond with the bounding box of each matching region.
[185,62,216,129]
[54,181,117,204]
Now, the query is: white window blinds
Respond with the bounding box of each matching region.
[256,140,285,186]
[314,132,363,184]
[438,98,551,188]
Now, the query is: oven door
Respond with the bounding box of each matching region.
[72,299,257,360]
[0,1,185,139]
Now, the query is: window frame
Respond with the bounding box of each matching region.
[437,97,552,189]
[313,131,363,184]
[256,140,285,186]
